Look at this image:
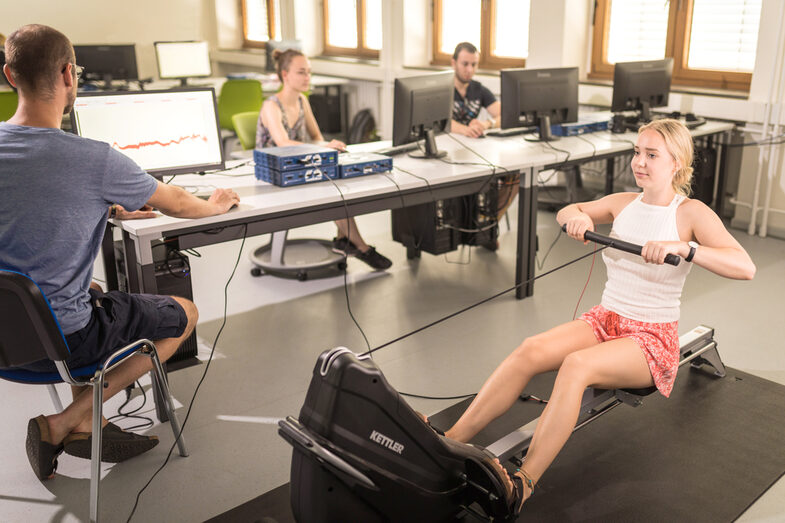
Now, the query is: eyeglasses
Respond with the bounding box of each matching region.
[62,63,84,80]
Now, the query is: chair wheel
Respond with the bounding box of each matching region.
[250,267,263,277]
[297,271,308,281]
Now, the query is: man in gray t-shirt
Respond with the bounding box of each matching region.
[1,24,240,480]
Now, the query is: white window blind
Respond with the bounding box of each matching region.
[244,0,271,42]
[365,0,382,51]
[492,0,530,59]
[687,0,761,72]
[327,0,359,48]
[606,0,668,64]
[440,0,482,55]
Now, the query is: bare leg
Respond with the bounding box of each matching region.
[43,296,198,444]
[446,321,598,442]
[516,338,654,498]
[335,218,370,252]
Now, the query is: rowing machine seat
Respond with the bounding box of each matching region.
[278,348,515,522]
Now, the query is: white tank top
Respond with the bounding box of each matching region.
[601,193,692,323]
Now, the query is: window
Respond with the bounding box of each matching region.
[322,0,382,59]
[241,0,281,48]
[591,0,762,91]
[432,0,530,69]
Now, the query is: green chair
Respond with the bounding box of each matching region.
[0,90,19,122]
[231,111,260,150]
[217,79,263,131]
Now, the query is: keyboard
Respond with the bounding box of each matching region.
[374,142,419,156]
[485,126,537,138]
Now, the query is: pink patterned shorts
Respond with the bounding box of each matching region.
[579,305,680,397]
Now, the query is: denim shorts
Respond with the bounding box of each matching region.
[21,288,188,373]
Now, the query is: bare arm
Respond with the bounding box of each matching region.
[261,100,303,147]
[486,101,501,128]
[301,95,324,142]
[146,182,239,218]
[557,192,636,242]
[451,119,482,138]
[668,200,755,279]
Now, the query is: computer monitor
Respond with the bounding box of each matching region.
[392,71,453,159]
[611,58,673,122]
[500,66,579,142]
[73,44,139,89]
[70,87,224,178]
[154,41,212,86]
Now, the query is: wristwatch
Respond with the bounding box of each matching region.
[685,241,698,262]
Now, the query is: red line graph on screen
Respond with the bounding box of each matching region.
[112,133,208,151]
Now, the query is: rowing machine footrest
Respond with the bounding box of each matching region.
[464,453,517,522]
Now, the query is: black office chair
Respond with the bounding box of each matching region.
[0,270,188,522]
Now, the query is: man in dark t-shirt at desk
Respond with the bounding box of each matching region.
[451,42,501,138]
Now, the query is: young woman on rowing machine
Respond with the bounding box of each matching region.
[426,118,756,514]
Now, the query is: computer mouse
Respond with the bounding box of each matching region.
[685,112,698,122]
[477,133,487,139]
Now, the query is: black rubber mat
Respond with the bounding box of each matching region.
[212,367,785,522]
[431,367,785,522]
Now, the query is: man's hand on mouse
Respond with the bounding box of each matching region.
[208,188,241,213]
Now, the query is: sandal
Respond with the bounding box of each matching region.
[415,410,445,436]
[63,422,159,463]
[26,415,64,480]
[511,467,536,516]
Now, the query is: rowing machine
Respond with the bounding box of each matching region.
[277,229,727,522]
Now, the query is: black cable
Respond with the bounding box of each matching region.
[108,380,154,431]
[535,228,563,271]
[209,159,254,175]
[360,245,608,359]
[126,223,248,523]
[320,174,372,353]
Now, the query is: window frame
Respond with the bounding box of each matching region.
[240,0,277,49]
[431,0,527,69]
[590,0,755,92]
[321,0,381,60]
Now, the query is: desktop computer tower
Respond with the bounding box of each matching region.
[391,186,500,256]
[309,90,343,135]
[391,199,461,257]
[113,240,198,367]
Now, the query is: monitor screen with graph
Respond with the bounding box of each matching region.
[70,87,224,178]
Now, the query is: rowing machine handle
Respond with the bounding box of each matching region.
[561,224,681,266]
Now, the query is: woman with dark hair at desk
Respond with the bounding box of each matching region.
[256,49,392,270]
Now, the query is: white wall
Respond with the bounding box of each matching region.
[3,0,214,81]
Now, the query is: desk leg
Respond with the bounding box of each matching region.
[605,158,615,195]
[516,168,537,299]
[123,232,170,422]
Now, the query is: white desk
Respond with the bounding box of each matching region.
[105,119,733,302]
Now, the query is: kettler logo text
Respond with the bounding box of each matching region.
[369,430,404,455]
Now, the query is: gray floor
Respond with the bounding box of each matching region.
[1,197,784,522]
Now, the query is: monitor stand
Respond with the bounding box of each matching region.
[524,115,559,142]
[178,78,189,87]
[408,129,447,159]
